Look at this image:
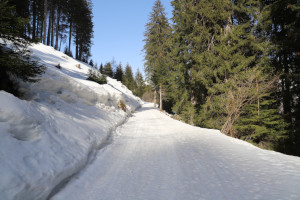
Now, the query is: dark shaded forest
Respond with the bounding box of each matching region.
[6,0,93,61]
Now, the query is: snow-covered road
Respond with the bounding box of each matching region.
[52,103,300,200]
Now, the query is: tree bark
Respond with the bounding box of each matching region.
[256,78,260,118]
[47,4,51,46]
[68,20,72,54]
[283,55,292,120]
[43,0,47,44]
[55,3,60,50]
[153,89,157,108]
[225,15,232,35]
[32,0,36,40]
[75,34,79,59]
[79,40,82,60]
[159,84,163,110]
[50,2,54,47]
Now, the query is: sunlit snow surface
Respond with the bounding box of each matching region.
[0,43,141,200]
[1,42,300,200]
[52,103,300,200]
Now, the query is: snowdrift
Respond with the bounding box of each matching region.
[0,43,141,200]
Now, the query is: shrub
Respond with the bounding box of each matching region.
[55,64,61,69]
[0,47,45,97]
[87,69,107,84]
[0,1,45,97]
[118,100,126,112]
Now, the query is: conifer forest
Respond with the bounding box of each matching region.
[0,0,299,156]
[144,0,300,156]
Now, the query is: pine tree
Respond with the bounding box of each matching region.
[114,63,124,82]
[123,63,137,92]
[6,0,94,60]
[262,0,300,155]
[72,0,93,61]
[196,0,276,134]
[167,0,288,146]
[236,96,288,150]
[9,0,30,38]
[144,0,171,110]
[168,0,231,124]
[0,0,45,96]
[135,69,145,98]
[103,62,113,77]
[89,59,94,67]
[99,63,104,74]
[43,0,47,44]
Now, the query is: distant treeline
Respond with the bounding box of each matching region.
[144,0,299,155]
[89,61,151,100]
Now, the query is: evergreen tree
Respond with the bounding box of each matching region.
[87,68,107,85]
[135,68,145,98]
[89,59,94,67]
[114,62,124,82]
[6,0,94,59]
[262,0,300,155]
[0,0,45,96]
[168,0,230,124]
[103,62,113,77]
[144,0,171,110]
[72,0,93,61]
[99,63,104,74]
[196,0,285,138]
[123,63,137,92]
[9,0,30,38]
[236,96,288,150]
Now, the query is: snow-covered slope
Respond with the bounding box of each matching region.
[0,43,141,200]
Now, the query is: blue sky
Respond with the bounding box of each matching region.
[91,0,172,75]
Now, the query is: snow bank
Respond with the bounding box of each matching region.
[0,42,141,200]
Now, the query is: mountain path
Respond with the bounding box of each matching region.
[51,104,300,200]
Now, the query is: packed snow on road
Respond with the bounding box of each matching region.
[0,42,300,200]
[52,103,300,200]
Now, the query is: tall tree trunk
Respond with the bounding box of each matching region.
[47,6,51,46]
[225,15,232,36]
[153,89,157,108]
[59,35,62,51]
[36,15,40,40]
[32,0,36,40]
[283,56,292,120]
[50,2,54,47]
[43,0,47,44]
[79,41,83,61]
[68,20,72,55]
[75,35,79,59]
[256,78,260,118]
[27,22,31,38]
[159,84,163,110]
[55,5,60,50]
[40,20,44,40]
[36,21,39,39]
